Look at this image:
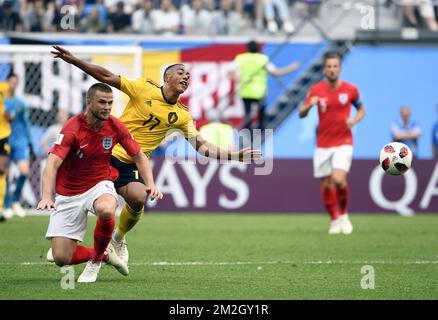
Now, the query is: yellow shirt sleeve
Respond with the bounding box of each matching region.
[0,82,11,139]
[120,75,145,98]
[179,113,200,140]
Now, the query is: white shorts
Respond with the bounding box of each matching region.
[45,180,118,242]
[313,145,353,178]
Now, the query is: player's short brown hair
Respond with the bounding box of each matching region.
[323,52,342,65]
[87,83,113,99]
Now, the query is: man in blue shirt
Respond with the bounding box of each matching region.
[432,105,438,159]
[391,106,421,157]
[3,73,33,218]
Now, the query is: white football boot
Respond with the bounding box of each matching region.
[328,218,342,235]
[105,243,129,276]
[78,260,102,283]
[111,235,129,264]
[46,248,55,262]
[340,214,353,235]
[12,202,26,218]
[3,208,14,219]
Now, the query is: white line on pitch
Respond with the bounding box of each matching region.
[1,260,438,266]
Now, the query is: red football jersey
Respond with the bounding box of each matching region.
[304,80,361,148]
[50,113,140,196]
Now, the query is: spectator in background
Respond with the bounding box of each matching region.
[79,5,106,33]
[241,0,263,31]
[403,0,438,31]
[431,105,438,159]
[264,0,295,34]
[211,0,243,35]
[391,106,422,157]
[3,73,33,219]
[40,109,69,155]
[152,0,180,35]
[181,0,212,35]
[303,0,321,18]
[104,0,137,14]
[107,1,131,32]
[230,40,300,131]
[22,0,54,32]
[0,0,22,32]
[131,0,154,34]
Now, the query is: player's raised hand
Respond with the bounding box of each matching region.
[37,198,56,211]
[309,96,320,106]
[237,148,262,162]
[146,185,163,201]
[51,45,75,64]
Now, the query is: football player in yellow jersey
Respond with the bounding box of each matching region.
[0,81,12,222]
[51,45,262,263]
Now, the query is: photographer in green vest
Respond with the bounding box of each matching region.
[231,40,300,131]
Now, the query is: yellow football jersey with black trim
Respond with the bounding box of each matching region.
[0,82,11,140]
[112,76,199,162]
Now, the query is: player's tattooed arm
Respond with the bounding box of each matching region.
[192,135,262,162]
[51,45,121,90]
[37,153,63,210]
[299,96,319,118]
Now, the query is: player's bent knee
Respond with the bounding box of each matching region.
[53,252,72,267]
[127,192,147,210]
[94,204,115,219]
[333,175,346,188]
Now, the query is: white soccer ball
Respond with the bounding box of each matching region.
[379,142,413,176]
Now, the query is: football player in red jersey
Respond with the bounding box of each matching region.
[37,83,162,283]
[299,52,366,235]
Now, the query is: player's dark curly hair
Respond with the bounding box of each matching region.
[87,83,112,99]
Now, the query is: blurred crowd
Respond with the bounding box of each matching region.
[0,0,320,35]
[1,0,438,35]
[398,0,438,31]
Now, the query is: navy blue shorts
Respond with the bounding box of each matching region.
[110,156,144,189]
[0,137,10,156]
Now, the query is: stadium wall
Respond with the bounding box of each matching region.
[21,157,438,215]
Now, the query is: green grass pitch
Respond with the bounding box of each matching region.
[1,213,438,299]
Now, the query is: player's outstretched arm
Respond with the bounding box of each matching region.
[270,61,300,77]
[192,135,262,162]
[132,152,163,201]
[51,45,121,90]
[37,153,63,210]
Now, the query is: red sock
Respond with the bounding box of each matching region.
[69,245,94,265]
[321,187,340,221]
[337,183,349,215]
[92,216,115,262]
